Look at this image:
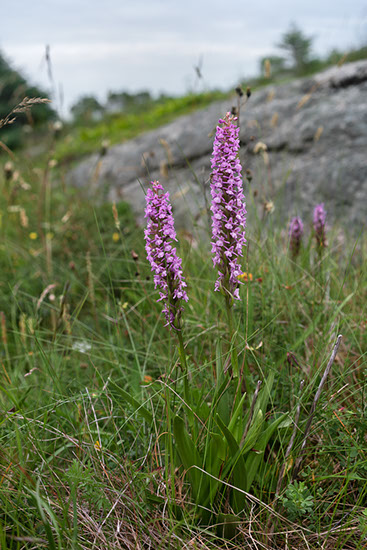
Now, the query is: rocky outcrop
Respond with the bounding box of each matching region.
[69,60,367,232]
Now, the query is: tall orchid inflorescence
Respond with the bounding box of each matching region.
[289,216,304,257]
[313,203,327,249]
[144,180,188,330]
[210,112,246,301]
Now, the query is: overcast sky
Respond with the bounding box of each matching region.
[1,0,366,116]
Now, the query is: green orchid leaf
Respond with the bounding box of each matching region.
[241,409,264,454]
[173,416,209,502]
[215,414,248,513]
[227,390,247,441]
[245,412,290,489]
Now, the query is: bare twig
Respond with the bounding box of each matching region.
[292,335,342,478]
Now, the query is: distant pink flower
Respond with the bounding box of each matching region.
[210,113,246,301]
[289,216,304,257]
[144,181,188,330]
[313,203,327,249]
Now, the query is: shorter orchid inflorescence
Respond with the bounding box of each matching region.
[289,216,304,257]
[144,180,188,330]
[313,203,327,249]
[210,112,246,302]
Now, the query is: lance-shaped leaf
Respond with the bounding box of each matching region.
[173,416,209,503]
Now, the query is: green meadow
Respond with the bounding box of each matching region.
[0,88,366,550]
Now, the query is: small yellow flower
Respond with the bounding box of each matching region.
[112,232,120,242]
[94,440,102,451]
[238,272,253,282]
[29,232,38,240]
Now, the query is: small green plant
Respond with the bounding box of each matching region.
[280,481,314,521]
[65,460,110,513]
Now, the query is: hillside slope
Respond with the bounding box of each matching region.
[69,60,367,231]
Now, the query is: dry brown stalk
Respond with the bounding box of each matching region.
[36,283,58,311]
[112,202,120,229]
[0,97,51,129]
[292,334,342,479]
[0,311,7,346]
[276,379,305,496]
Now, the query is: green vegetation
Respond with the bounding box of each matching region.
[54,90,227,162]
[0,109,366,548]
[0,27,366,549]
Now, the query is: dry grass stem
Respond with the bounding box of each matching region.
[0,97,51,129]
[293,335,343,479]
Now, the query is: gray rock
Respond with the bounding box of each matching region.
[69,60,367,232]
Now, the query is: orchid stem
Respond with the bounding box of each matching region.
[177,330,191,410]
[177,330,188,374]
[225,297,239,380]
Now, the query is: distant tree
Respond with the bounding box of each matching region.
[0,50,54,149]
[106,90,153,114]
[133,91,152,105]
[106,91,133,111]
[70,95,104,123]
[277,23,314,72]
